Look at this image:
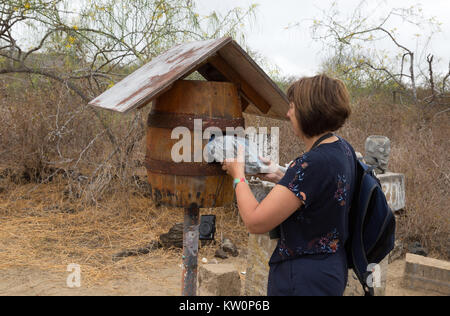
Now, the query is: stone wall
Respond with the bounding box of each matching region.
[244,179,276,296]
[244,233,278,296]
[403,253,450,295]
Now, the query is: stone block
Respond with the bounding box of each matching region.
[378,172,406,212]
[403,253,450,295]
[198,264,241,296]
[244,233,278,296]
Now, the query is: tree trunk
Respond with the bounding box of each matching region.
[409,53,418,102]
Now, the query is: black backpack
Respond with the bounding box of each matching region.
[346,150,396,296]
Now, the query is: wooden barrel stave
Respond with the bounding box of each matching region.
[145,80,243,208]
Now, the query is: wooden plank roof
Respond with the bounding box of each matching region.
[88,37,289,120]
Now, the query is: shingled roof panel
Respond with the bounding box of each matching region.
[89,37,289,120]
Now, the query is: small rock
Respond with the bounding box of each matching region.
[222,238,239,257]
[215,248,228,259]
[159,223,183,248]
[407,241,428,257]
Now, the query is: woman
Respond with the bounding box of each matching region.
[222,74,356,296]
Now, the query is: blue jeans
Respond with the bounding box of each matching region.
[267,250,348,296]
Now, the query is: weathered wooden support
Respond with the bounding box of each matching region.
[182,203,200,296]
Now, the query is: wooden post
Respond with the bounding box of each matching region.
[182,203,200,296]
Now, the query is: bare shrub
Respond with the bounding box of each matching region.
[341,97,449,259]
[0,74,148,204]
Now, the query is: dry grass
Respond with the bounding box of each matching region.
[0,75,249,288]
[0,74,448,292]
[341,96,449,259]
[0,177,248,287]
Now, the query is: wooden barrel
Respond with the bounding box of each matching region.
[145,80,244,208]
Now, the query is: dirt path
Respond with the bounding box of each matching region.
[0,255,250,296]
[0,255,440,296]
[0,257,181,296]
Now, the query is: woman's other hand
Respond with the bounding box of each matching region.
[257,156,285,183]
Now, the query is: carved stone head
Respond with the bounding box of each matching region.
[364,135,391,174]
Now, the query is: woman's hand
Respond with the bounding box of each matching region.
[257,156,285,183]
[222,145,245,179]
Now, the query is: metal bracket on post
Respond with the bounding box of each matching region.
[182,203,200,296]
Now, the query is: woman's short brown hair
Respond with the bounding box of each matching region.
[287,74,351,138]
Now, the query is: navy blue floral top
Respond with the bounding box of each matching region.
[269,136,356,264]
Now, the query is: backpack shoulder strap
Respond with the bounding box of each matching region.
[352,169,378,296]
[341,138,376,296]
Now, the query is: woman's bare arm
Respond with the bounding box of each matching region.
[235,182,302,234]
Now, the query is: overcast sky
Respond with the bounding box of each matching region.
[196,0,450,78]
